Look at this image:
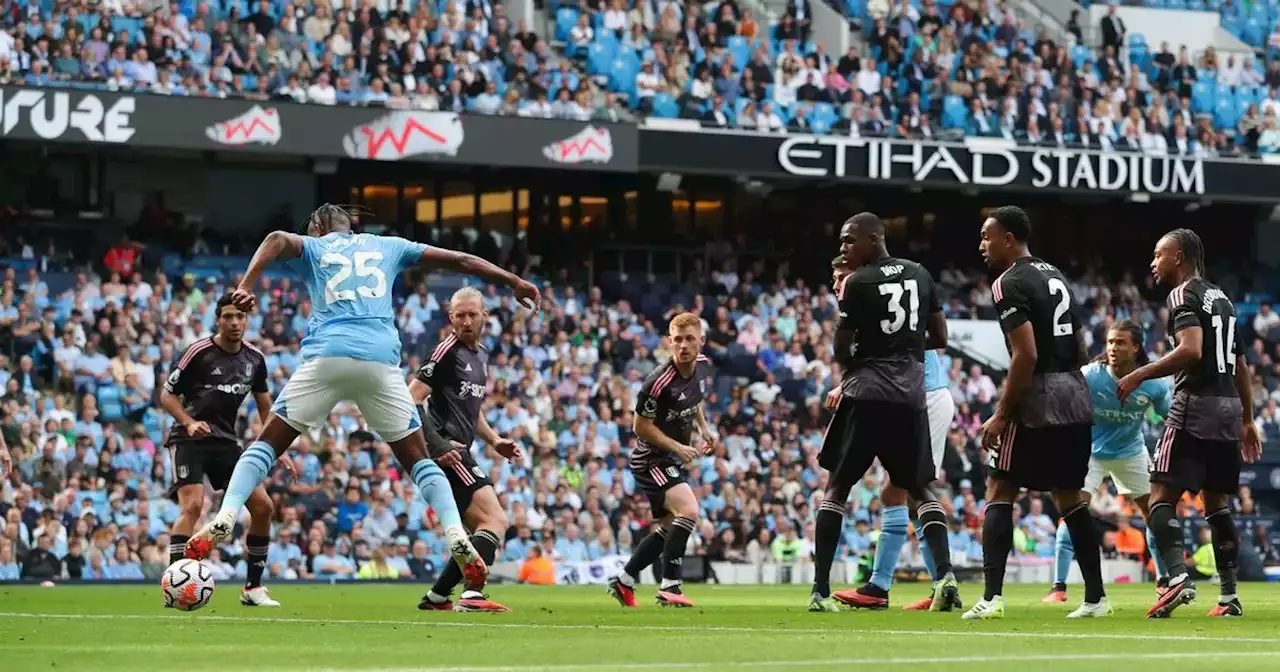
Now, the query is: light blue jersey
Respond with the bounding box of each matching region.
[1082,361,1171,461]
[924,350,948,392]
[288,232,426,367]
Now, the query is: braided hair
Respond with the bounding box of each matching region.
[1163,228,1205,278]
[1095,319,1150,367]
[303,203,373,235]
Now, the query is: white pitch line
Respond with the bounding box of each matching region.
[2,611,1279,645]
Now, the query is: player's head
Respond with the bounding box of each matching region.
[1100,319,1149,369]
[448,287,486,346]
[979,205,1031,270]
[1152,228,1205,286]
[831,254,852,291]
[304,203,361,236]
[839,212,886,268]
[215,294,247,343]
[667,312,704,365]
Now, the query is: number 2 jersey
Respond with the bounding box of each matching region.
[287,232,428,367]
[837,257,937,407]
[991,256,1092,428]
[631,356,714,470]
[1164,278,1243,441]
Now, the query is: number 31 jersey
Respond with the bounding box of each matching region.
[288,232,427,366]
[837,257,938,406]
[1164,278,1243,441]
[991,256,1091,427]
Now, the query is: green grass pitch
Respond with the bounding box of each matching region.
[2,583,1279,670]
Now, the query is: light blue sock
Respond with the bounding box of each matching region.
[221,441,276,514]
[917,525,938,581]
[411,458,463,530]
[1146,524,1168,581]
[870,506,909,591]
[1054,520,1074,586]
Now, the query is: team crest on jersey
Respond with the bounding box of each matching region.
[666,466,680,478]
[643,398,658,415]
[1133,393,1150,407]
[245,363,253,377]
[168,369,181,385]
[699,379,706,394]
[177,465,189,479]
[422,362,436,377]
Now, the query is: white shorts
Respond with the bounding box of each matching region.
[1083,452,1152,497]
[271,357,421,442]
[926,388,955,479]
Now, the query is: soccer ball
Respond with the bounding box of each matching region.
[162,559,215,611]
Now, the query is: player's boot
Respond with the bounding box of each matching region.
[1207,598,1243,617]
[1155,577,1170,597]
[184,510,236,560]
[1146,578,1196,619]
[903,595,934,611]
[930,573,962,612]
[417,595,454,611]
[1042,583,1068,603]
[446,527,488,594]
[1066,597,1113,619]
[606,576,637,608]
[808,592,840,612]
[240,586,280,607]
[832,584,888,610]
[455,590,511,613]
[656,585,695,608]
[961,596,1005,620]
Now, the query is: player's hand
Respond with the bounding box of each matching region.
[230,287,257,313]
[278,454,298,480]
[0,447,11,477]
[699,429,720,455]
[436,441,467,470]
[675,443,699,464]
[980,414,1008,452]
[185,421,211,438]
[513,279,541,313]
[824,388,842,410]
[1115,372,1143,405]
[1241,423,1262,464]
[493,437,524,462]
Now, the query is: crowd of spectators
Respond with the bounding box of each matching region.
[1,218,1278,584]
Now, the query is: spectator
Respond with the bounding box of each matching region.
[517,545,555,584]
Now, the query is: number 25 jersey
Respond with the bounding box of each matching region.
[992,257,1091,428]
[1164,278,1243,441]
[288,232,428,366]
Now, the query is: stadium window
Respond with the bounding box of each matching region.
[558,195,575,230]
[478,189,517,232]
[359,185,398,223]
[579,195,609,229]
[516,189,530,231]
[671,191,693,234]
[622,191,638,232]
[441,182,478,228]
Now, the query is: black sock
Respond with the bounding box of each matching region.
[662,517,696,586]
[982,502,1014,601]
[1061,504,1105,603]
[244,534,270,590]
[169,534,190,565]
[623,527,667,583]
[1148,502,1188,579]
[916,500,953,578]
[432,530,501,597]
[812,500,845,598]
[1206,508,1239,598]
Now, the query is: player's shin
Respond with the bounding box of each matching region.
[431,529,501,602]
[1061,502,1106,603]
[1147,501,1189,581]
[1145,524,1168,582]
[1054,520,1074,589]
[916,526,937,582]
[245,534,269,590]
[981,501,1014,601]
[168,535,190,565]
[661,517,697,589]
[812,500,845,597]
[1206,508,1239,601]
[869,505,908,592]
[219,441,277,516]
[915,501,951,578]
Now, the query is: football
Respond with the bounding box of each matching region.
[161,559,215,611]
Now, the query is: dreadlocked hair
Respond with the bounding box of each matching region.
[1094,319,1150,367]
[1164,228,1205,278]
[306,203,375,233]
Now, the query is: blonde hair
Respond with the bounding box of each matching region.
[669,312,702,333]
[449,286,485,312]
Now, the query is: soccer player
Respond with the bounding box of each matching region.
[607,312,716,608]
[161,295,284,607]
[1116,229,1261,618]
[186,204,540,601]
[965,205,1107,620]
[809,213,959,613]
[412,287,521,613]
[1043,319,1171,603]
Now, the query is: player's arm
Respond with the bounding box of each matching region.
[923,273,947,351]
[834,277,857,370]
[1235,353,1262,462]
[252,391,273,424]
[161,348,209,437]
[634,414,696,461]
[694,402,719,450]
[1118,299,1202,402]
[251,355,272,424]
[408,378,432,405]
[235,231,305,305]
[417,246,540,308]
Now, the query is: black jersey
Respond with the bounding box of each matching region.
[837,256,938,406]
[165,337,268,444]
[1164,278,1244,441]
[991,257,1091,428]
[416,334,488,446]
[632,356,714,468]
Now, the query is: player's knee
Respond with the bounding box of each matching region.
[1055,520,1071,544]
[879,484,908,507]
[246,491,274,519]
[177,491,203,521]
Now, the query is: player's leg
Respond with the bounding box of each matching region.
[1202,441,1244,617]
[810,397,855,611]
[421,460,481,610]
[610,465,674,607]
[169,443,207,565]
[1145,428,1201,618]
[1046,457,1103,602]
[452,486,509,611]
[963,421,1023,620]
[240,485,278,606]
[1110,451,1169,587]
[836,483,907,610]
[1049,426,1108,617]
[654,480,700,607]
[904,391,958,611]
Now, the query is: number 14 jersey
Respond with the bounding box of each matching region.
[1164,278,1243,441]
[288,232,428,367]
[991,256,1092,428]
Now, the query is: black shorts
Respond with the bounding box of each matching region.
[440,449,493,513]
[1151,426,1241,495]
[822,398,934,491]
[987,423,1091,491]
[632,462,688,519]
[169,439,242,494]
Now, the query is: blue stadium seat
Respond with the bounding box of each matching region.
[1191,81,1215,114]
